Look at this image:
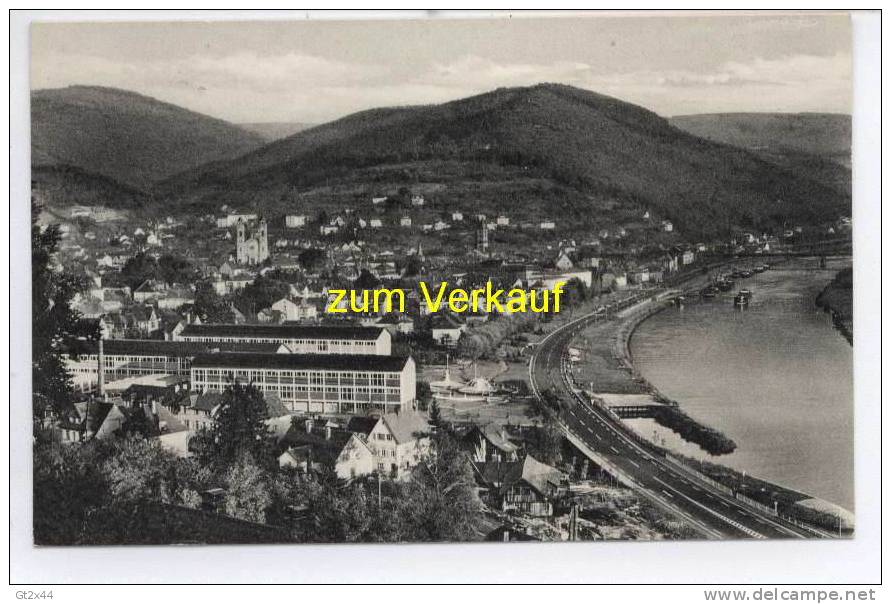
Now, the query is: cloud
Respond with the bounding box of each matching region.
[31,49,851,123]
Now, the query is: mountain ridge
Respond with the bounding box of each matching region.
[159,83,850,238]
[31,85,265,191]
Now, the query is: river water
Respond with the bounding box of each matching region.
[628,257,854,511]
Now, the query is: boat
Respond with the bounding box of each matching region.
[739,270,753,278]
[715,278,734,292]
[700,286,718,299]
[733,293,750,307]
[738,288,753,298]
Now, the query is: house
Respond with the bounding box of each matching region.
[157,286,195,310]
[473,454,568,516]
[133,280,164,303]
[400,216,412,227]
[371,196,387,206]
[370,314,415,336]
[431,314,466,347]
[554,252,573,270]
[410,195,426,207]
[682,250,696,265]
[57,401,128,443]
[369,219,383,229]
[130,305,160,336]
[271,297,318,322]
[452,212,464,222]
[662,220,674,233]
[540,221,556,230]
[462,424,520,463]
[433,220,449,231]
[363,412,431,480]
[278,419,375,480]
[496,216,510,226]
[320,225,339,236]
[286,215,307,228]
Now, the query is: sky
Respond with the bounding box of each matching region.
[30,12,852,124]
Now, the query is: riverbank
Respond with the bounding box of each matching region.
[614,263,853,529]
[816,267,853,345]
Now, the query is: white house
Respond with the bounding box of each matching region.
[554,252,574,270]
[364,412,431,480]
[271,297,319,322]
[540,221,556,230]
[286,215,307,228]
[411,195,426,207]
[431,315,466,347]
[371,197,387,205]
[496,216,510,226]
[369,219,383,229]
[682,250,696,265]
[400,216,412,227]
[452,212,464,222]
[662,220,674,232]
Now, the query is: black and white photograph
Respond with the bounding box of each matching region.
[11,8,884,588]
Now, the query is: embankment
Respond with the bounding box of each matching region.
[816,267,853,345]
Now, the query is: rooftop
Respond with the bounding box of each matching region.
[179,323,385,341]
[191,352,411,372]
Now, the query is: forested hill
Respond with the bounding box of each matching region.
[32,85,265,191]
[161,84,850,238]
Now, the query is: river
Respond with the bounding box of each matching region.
[628,257,854,511]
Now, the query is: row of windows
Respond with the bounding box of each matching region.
[182,336,377,350]
[192,369,400,382]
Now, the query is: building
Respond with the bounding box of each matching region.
[349,412,431,479]
[400,216,412,227]
[217,213,258,228]
[278,419,376,480]
[431,315,466,347]
[176,324,392,356]
[662,220,674,233]
[462,424,520,463]
[410,195,426,207]
[473,454,567,516]
[540,221,556,230]
[285,215,307,228]
[496,216,510,226]
[63,338,284,392]
[236,218,269,265]
[270,297,319,322]
[190,353,417,415]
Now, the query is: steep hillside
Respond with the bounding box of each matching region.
[31,86,265,191]
[162,84,850,238]
[670,113,851,194]
[239,122,315,142]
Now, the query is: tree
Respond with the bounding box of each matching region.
[399,431,481,541]
[193,280,232,323]
[31,199,88,421]
[195,383,274,469]
[101,436,181,505]
[298,248,326,272]
[353,269,381,291]
[428,398,442,430]
[224,452,272,523]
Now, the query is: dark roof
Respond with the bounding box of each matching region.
[179,323,385,340]
[346,416,379,436]
[191,352,411,372]
[64,338,282,358]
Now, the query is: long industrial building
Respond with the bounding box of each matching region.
[63,339,284,392]
[174,324,392,356]
[190,353,416,414]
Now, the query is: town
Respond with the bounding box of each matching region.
[32,175,854,544]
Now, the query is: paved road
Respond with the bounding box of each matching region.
[529,295,828,540]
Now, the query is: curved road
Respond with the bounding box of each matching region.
[529,294,829,540]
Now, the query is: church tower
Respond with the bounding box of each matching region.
[258,218,269,261]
